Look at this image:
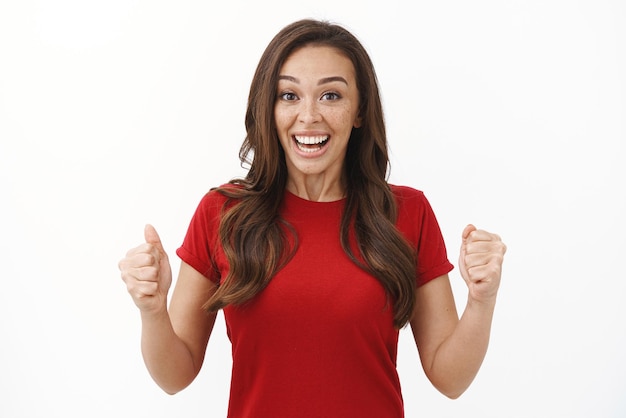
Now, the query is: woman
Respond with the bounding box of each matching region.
[119,19,506,418]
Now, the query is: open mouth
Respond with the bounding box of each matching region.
[293,135,329,153]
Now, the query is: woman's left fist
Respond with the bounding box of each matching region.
[459,224,507,304]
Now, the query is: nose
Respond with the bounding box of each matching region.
[298,98,322,124]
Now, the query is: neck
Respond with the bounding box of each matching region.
[285,174,346,202]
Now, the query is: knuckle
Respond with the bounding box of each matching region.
[489,264,500,276]
[121,268,141,284]
[137,267,149,280]
[129,281,158,299]
[139,266,159,281]
[126,281,140,296]
[492,250,505,264]
[140,253,156,265]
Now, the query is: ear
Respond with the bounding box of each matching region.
[353,115,362,128]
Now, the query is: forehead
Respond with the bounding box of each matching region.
[279,45,356,79]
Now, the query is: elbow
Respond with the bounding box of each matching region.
[428,376,471,400]
[162,387,180,396]
[147,365,198,395]
[154,377,192,396]
[440,387,466,400]
[423,361,476,399]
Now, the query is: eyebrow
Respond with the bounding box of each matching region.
[278,75,349,86]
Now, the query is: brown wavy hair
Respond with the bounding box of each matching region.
[205,19,417,328]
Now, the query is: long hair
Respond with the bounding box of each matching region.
[205,19,417,328]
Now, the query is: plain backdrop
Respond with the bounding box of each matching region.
[1,0,624,417]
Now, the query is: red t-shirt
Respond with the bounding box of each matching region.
[176,185,453,418]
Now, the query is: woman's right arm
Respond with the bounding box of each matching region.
[119,225,218,394]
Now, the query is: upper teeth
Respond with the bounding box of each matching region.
[295,135,328,145]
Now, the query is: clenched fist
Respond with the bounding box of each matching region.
[119,224,173,314]
[458,224,507,304]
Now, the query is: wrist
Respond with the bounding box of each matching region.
[466,293,497,313]
[140,304,170,323]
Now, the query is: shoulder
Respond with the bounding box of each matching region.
[390,184,424,196]
[389,184,439,228]
[198,183,243,208]
[389,184,427,206]
[198,186,227,208]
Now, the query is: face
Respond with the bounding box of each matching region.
[274,45,361,188]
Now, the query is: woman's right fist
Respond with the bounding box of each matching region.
[119,224,173,314]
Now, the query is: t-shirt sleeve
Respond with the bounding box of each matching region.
[394,186,454,287]
[176,190,224,283]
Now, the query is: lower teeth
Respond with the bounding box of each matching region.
[296,140,327,153]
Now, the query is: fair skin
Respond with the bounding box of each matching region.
[411,225,506,398]
[118,44,506,398]
[275,45,361,202]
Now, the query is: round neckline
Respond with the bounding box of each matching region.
[284,189,346,206]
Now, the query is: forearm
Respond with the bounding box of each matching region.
[427,298,495,399]
[140,309,198,394]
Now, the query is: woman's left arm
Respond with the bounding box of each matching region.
[410,224,507,399]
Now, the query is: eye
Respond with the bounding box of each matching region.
[278,91,298,101]
[321,92,341,101]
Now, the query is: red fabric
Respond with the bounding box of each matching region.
[176,185,453,418]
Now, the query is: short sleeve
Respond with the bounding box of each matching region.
[392,185,454,287]
[176,190,227,283]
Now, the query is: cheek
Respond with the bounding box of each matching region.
[273,105,283,127]
[332,108,357,131]
[274,107,295,132]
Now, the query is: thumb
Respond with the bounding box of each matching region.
[144,224,164,250]
[462,224,477,242]
[459,224,476,284]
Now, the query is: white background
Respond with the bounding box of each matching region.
[1,1,624,417]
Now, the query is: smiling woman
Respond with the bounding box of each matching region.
[118,18,506,418]
[275,45,362,200]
